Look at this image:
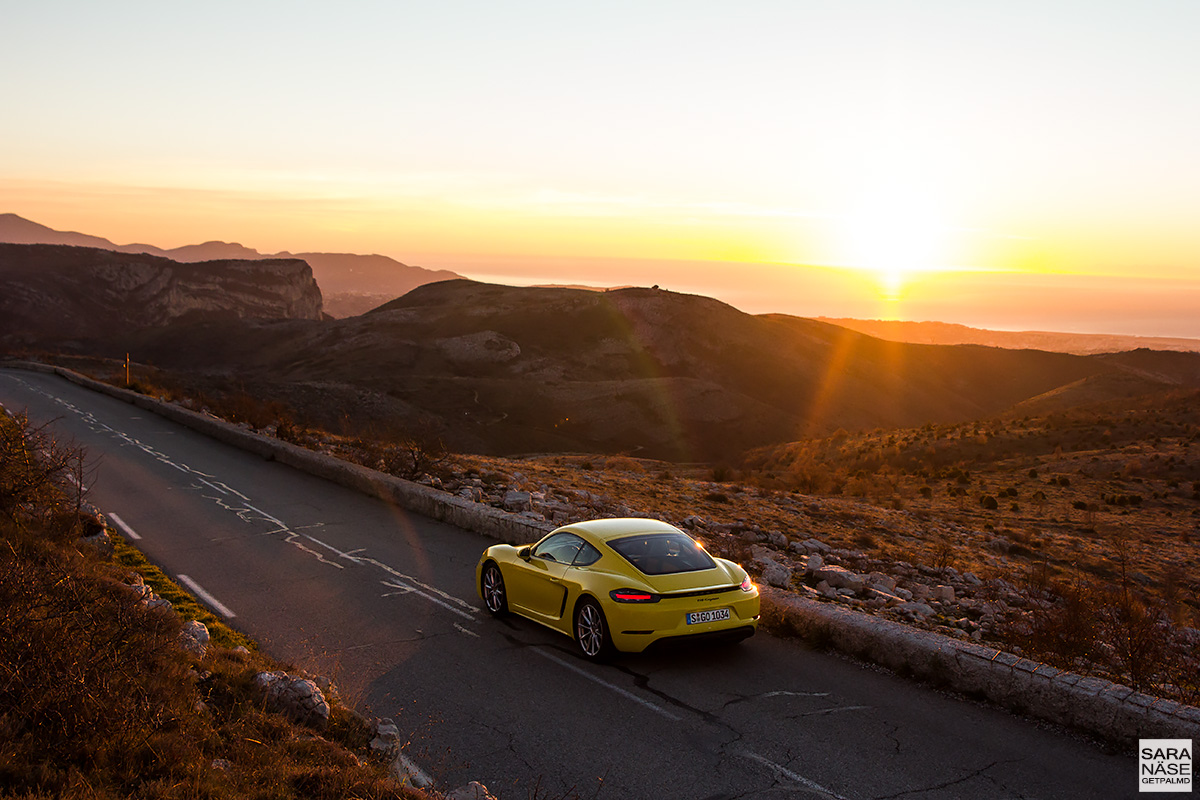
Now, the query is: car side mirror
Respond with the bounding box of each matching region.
[518,547,532,560]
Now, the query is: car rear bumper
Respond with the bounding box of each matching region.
[609,591,760,653]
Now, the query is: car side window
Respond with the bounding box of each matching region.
[572,541,602,567]
[532,533,584,564]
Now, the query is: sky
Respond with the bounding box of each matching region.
[3,1,1199,336]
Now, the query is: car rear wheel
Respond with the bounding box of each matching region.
[574,598,613,660]
[481,562,508,616]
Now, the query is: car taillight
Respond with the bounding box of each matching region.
[610,588,659,603]
[740,577,754,592]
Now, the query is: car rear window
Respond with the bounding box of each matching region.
[608,532,716,575]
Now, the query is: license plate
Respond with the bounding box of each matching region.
[686,608,731,625]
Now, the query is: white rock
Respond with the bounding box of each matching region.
[254,671,330,729]
[763,563,793,588]
[179,620,210,658]
[867,572,897,592]
[897,601,935,618]
[812,565,865,592]
[502,490,532,511]
[803,538,832,555]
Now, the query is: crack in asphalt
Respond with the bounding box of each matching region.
[719,690,833,710]
[868,759,1017,800]
[784,704,872,719]
[884,721,903,756]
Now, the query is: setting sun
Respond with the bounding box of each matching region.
[838,185,948,298]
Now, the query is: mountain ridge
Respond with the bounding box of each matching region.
[0,213,461,317]
[0,243,323,343]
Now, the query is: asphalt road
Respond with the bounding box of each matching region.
[0,368,1142,800]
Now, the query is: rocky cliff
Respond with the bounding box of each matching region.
[0,243,323,345]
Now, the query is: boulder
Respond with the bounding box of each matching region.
[805,553,824,575]
[762,563,793,589]
[802,538,832,555]
[254,671,330,729]
[179,620,210,658]
[371,718,401,757]
[897,601,935,618]
[502,490,532,511]
[932,585,956,603]
[867,572,897,592]
[812,565,865,592]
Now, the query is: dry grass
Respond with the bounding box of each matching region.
[0,409,431,800]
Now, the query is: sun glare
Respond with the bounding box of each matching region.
[839,187,947,297]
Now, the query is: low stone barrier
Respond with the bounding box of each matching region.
[11,361,1199,746]
[9,362,555,549]
[760,586,1200,745]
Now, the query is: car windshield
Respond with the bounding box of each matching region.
[608,532,716,576]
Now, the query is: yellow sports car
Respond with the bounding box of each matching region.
[476,518,759,659]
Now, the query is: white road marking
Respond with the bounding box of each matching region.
[197,477,229,495]
[108,512,142,540]
[533,648,681,721]
[740,751,849,799]
[177,574,237,619]
[378,578,475,621]
[454,623,479,638]
[15,377,480,622]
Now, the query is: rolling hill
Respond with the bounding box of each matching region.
[99,280,1200,461]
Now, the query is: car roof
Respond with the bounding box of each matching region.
[554,517,686,543]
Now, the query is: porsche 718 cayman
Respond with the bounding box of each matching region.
[476,518,760,659]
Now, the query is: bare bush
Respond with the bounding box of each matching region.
[0,411,89,529]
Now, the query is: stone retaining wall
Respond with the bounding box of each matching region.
[12,362,1198,746]
[760,587,1200,745]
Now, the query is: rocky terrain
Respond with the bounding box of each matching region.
[0,244,323,344]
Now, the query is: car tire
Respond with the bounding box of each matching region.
[574,598,614,661]
[481,562,508,616]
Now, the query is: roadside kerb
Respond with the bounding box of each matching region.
[7,362,555,547]
[10,361,1198,747]
[759,585,1200,745]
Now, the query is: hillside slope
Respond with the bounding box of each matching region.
[107,280,1172,461]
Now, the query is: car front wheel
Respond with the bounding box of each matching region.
[574,598,613,660]
[482,562,508,616]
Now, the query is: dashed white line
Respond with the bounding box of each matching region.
[108,512,142,540]
[532,648,681,721]
[177,574,237,619]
